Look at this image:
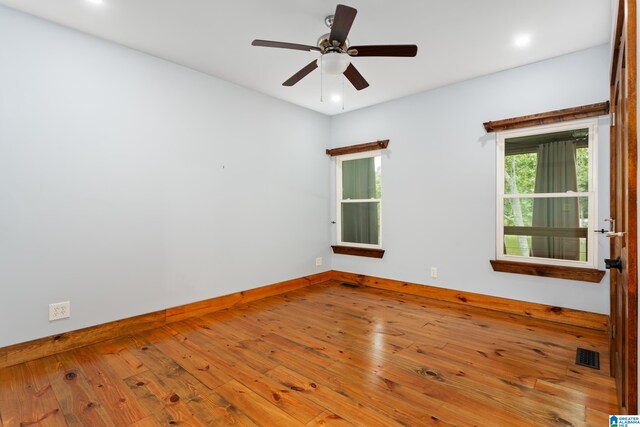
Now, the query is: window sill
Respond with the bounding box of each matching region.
[332,245,385,258]
[490,260,605,283]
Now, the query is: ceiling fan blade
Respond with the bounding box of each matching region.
[329,5,357,46]
[252,39,320,52]
[350,45,418,57]
[283,60,319,86]
[343,63,369,91]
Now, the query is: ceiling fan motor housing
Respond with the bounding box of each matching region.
[317,34,349,53]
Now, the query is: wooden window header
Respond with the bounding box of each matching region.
[326,139,389,157]
[483,102,609,133]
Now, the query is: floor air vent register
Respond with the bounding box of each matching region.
[575,348,600,369]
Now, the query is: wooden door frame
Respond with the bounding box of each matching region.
[610,0,638,414]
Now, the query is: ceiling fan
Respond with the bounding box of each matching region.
[251,4,418,91]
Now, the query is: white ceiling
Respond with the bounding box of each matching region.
[0,0,611,115]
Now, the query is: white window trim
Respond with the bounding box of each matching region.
[496,118,598,269]
[336,150,382,249]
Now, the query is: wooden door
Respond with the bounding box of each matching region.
[610,0,637,414]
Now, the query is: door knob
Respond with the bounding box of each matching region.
[604,256,623,272]
[607,231,626,237]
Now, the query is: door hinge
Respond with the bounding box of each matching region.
[611,111,616,125]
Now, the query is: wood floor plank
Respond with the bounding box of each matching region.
[216,379,303,426]
[289,352,482,426]
[91,339,149,381]
[426,329,606,375]
[137,327,230,390]
[246,303,412,361]
[307,411,356,426]
[204,390,261,427]
[585,408,610,426]
[0,360,67,427]
[534,378,617,414]
[126,416,162,427]
[0,281,616,426]
[326,366,476,427]
[123,370,207,426]
[263,296,416,351]
[404,342,541,388]
[44,352,115,427]
[382,348,587,426]
[374,363,543,427]
[162,324,326,424]
[565,366,616,387]
[124,335,258,426]
[266,365,406,427]
[68,346,149,426]
[253,340,435,425]
[179,317,280,374]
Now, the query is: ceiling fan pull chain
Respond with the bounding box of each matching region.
[342,74,345,110]
[320,55,324,102]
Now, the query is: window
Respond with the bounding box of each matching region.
[336,151,382,249]
[496,119,598,268]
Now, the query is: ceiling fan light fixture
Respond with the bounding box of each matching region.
[322,52,350,75]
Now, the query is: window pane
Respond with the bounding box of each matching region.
[503,196,588,261]
[342,202,380,245]
[576,147,589,193]
[504,128,589,194]
[374,156,381,199]
[504,152,537,194]
[342,157,380,200]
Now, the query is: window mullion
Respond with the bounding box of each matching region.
[341,199,381,203]
[503,192,591,199]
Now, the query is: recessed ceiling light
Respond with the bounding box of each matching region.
[87,0,104,5]
[514,34,532,48]
[331,93,342,103]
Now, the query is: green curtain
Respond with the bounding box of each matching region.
[530,140,580,260]
[342,158,379,245]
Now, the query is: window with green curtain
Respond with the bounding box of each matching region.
[338,154,381,247]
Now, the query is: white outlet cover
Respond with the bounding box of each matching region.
[315,257,323,267]
[430,267,438,278]
[49,301,70,321]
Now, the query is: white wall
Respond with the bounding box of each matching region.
[0,6,331,347]
[329,45,611,314]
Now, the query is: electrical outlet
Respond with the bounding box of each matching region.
[315,257,323,267]
[49,301,70,321]
[430,267,438,278]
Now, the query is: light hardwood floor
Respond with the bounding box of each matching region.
[0,281,616,426]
